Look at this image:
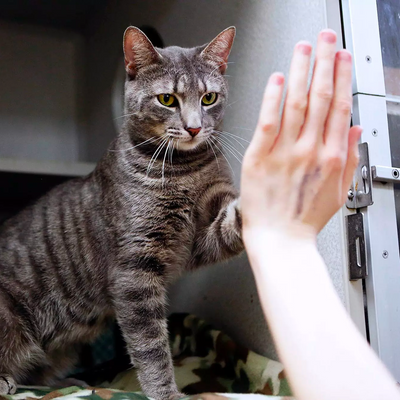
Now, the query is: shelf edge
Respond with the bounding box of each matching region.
[0,158,96,177]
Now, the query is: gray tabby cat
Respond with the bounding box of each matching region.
[0,26,243,400]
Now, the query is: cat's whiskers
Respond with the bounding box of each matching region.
[222,133,245,150]
[109,136,159,152]
[214,130,245,149]
[212,136,243,165]
[169,139,175,173]
[146,136,169,176]
[217,136,244,159]
[161,140,171,186]
[114,110,140,120]
[213,130,251,144]
[147,136,168,175]
[206,138,220,171]
[166,128,183,139]
[226,100,239,108]
[208,136,235,176]
[232,126,253,132]
[147,143,166,177]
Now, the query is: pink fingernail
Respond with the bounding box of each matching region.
[270,73,284,85]
[321,29,336,43]
[297,41,312,55]
[337,50,352,62]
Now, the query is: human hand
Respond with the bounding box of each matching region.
[241,30,362,241]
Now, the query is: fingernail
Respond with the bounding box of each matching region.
[321,29,337,43]
[270,73,284,85]
[337,50,352,62]
[296,41,312,55]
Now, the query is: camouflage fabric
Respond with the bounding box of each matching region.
[4,314,294,400]
[2,386,293,400]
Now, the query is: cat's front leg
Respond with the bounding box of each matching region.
[112,268,183,400]
[192,192,244,266]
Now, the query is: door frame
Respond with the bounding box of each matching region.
[341,0,400,381]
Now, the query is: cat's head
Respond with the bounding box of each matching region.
[122,26,235,151]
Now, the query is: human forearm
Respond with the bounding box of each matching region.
[246,229,400,400]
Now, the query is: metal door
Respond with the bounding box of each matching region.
[342,0,400,381]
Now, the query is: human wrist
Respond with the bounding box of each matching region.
[243,223,317,247]
[243,225,318,269]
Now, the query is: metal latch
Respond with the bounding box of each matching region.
[371,165,400,183]
[346,143,374,209]
[346,213,367,280]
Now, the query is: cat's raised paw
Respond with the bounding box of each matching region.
[0,374,17,395]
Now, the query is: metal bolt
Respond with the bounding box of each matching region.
[361,166,368,180]
[393,169,400,179]
[383,250,389,259]
[372,129,378,137]
[348,189,354,201]
[366,55,372,63]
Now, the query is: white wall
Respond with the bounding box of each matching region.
[84,0,345,360]
[0,21,85,162]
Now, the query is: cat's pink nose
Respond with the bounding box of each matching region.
[185,127,201,137]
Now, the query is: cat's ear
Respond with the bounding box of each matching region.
[200,27,236,74]
[123,26,162,78]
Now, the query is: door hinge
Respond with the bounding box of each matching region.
[346,143,374,209]
[346,213,368,280]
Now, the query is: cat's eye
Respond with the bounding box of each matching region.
[201,92,218,106]
[158,94,178,107]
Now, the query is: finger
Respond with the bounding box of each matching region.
[250,73,285,156]
[325,50,353,150]
[278,41,312,145]
[341,126,362,202]
[300,30,337,145]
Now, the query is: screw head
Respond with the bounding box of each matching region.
[383,250,389,259]
[348,189,354,201]
[366,55,372,63]
[372,129,378,136]
[393,169,399,179]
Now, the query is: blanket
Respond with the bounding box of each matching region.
[3,314,293,400]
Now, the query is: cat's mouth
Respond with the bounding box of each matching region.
[171,135,204,151]
[166,130,209,151]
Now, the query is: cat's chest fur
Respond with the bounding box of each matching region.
[106,162,228,273]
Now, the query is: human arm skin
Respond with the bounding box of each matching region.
[241,29,400,400]
[246,231,400,400]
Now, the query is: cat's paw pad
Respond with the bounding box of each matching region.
[0,374,17,395]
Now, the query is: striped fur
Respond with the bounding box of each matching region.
[0,27,243,400]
